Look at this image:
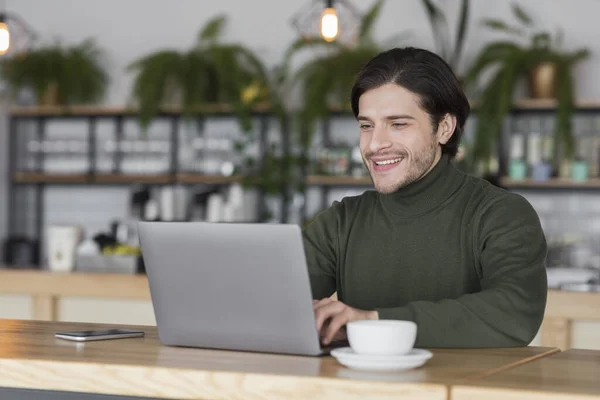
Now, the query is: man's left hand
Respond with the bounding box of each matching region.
[313,298,379,345]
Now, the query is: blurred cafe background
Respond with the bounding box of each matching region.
[1,0,600,350]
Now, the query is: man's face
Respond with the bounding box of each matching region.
[358,83,454,194]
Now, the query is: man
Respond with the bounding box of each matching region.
[303,47,548,349]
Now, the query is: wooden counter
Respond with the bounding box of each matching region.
[2,269,600,349]
[0,319,559,400]
[0,269,150,320]
[452,349,600,400]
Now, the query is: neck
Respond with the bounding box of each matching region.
[378,154,465,217]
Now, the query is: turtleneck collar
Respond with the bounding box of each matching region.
[378,154,466,218]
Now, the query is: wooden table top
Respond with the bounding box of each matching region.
[452,349,600,400]
[0,319,560,400]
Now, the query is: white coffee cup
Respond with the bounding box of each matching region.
[346,320,417,356]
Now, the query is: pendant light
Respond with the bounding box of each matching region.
[291,0,361,45]
[0,2,35,56]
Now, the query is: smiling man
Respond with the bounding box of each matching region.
[303,47,548,349]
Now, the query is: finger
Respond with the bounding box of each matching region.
[314,301,346,334]
[324,309,351,345]
[313,298,333,310]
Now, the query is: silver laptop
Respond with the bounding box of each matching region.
[138,221,343,356]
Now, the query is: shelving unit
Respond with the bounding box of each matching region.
[6,105,279,257]
[500,178,600,190]
[5,104,367,258]
[12,172,243,185]
[7,99,600,266]
[305,175,372,186]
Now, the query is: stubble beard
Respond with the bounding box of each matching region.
[364,138,439,194]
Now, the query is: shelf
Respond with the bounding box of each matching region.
[501,178,600,189]
[12,99,600,118]
[306,175,372,186]
[9,103,273,118]
[12,172,245,185]
[176,173,242,184]
[17,172,600,190]
[95,174,172,184]
[13,172,90,184]
[511,98,600,110]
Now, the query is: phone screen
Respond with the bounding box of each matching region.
[59,329,143,337]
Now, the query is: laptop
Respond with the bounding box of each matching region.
[137,221,346,356]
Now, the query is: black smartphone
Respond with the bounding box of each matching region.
[55,329,144,342]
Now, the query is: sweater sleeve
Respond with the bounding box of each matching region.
[302,204,339,300]
[375,193,548,348]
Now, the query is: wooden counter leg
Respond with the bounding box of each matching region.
[540,317,572,350]
[32,295,58,321]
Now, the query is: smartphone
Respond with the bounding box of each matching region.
[55,329,144,342]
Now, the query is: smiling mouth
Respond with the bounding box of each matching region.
[374,157,403,166]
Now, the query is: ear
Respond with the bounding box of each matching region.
[437,114,456,145]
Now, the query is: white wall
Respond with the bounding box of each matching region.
[5,0,600,105]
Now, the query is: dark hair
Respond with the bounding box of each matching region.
[350,47,470,158]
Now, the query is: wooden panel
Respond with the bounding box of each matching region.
[545,290,600,320]
[32,295,58,321]
[0,269,150,300]
[501,178,600,189]
[176,173,242,184]
[0,320,560,400]
[10,105,139,117]
[10,100,600,119]
[452,349,600,400]
[13,173,247,185]
[512,98,600,110]
[9,103,273,117]
[94,173,171,184]
[540,317,572,350]
[306,175,372,186]
[13,173,89,184]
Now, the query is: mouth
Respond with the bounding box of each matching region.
[371,156,404,173]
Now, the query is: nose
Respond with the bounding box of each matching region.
[368,125,393,154]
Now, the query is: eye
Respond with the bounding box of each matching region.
[359,123,373,130]
[392,122,406,128]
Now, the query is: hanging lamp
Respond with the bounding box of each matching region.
[290,0,361,44]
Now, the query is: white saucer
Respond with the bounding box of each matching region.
[330,347,433,371]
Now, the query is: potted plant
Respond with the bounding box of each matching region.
[420,0,470,78]
[127,14,271,131]
[280,0,410,149]
[0,38,108,105]
[243,0,407,223]
[463,2,590,170]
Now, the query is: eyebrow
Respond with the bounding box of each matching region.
[357,114,415,121]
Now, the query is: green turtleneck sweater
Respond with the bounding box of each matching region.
[303,155,548,348]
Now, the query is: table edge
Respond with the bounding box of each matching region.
[0,358,447,400]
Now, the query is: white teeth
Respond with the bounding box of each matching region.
[375,157,403,165]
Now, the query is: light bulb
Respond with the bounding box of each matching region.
[0,22,9,55]
[320,7,338,42]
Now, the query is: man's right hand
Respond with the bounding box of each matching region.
[313,298,378,345]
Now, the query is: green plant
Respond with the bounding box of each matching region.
[0,38,108,105]
[464,2,589,168]
[420,0,470,74]
[127,14,271,131]
[234,0,409,223]
[275,0,410,182]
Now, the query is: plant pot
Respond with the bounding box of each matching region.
[39,83,60,106]
[571,160,589,181]
[532,161,553,181]
[528,62,557,99]
[508,159,528,181]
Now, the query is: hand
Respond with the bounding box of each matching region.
[313,298,378,345]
